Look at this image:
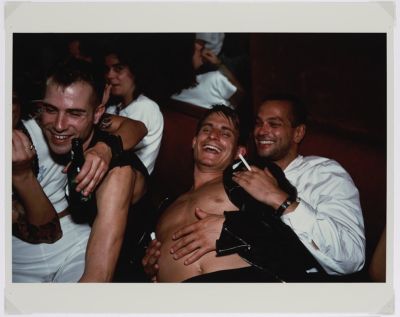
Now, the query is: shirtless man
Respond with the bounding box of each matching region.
[153,105,275,282]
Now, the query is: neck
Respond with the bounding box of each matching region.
[122,86,136,106]
[82,130,95,152]
[193,165,223,190]
[274,150,298,170]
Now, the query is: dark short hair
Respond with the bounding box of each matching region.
[45,58,105,107]
[196,105,246,145]
[259,93,308,127]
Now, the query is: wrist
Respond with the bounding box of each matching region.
[275,195,300,217]
[12,169,35,186]
[266,191,290,210]
[95,141,112,161]
[96,134,123,161]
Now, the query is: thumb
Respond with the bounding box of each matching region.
[195,207,208,219]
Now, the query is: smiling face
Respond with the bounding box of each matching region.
[192,111,243,172]
[39,80,104,155]
[254,100,305,169]
[105,53,135,105]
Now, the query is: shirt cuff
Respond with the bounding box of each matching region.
[281,199,317,234]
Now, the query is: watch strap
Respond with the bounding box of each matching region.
[275,195,298,217]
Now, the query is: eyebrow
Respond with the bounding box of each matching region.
[256,116,284,122]
[41,102,87,114]
[201,122,235,133]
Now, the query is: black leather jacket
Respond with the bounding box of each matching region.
[216,158,327,282]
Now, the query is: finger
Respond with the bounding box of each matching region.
[172,241,199,260]
[142,241,160,266]
[147,250,161,266]
[170,234,195,254]
[194,207,208,219]
[81,163,106,195]
[184,247,209,265]
[147,241,161,258]
[75,163,97,192]
[249,165,262,173]
[172,224,197,240]
[62,162,71,174]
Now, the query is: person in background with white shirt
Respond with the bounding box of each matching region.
[171,39,244,110]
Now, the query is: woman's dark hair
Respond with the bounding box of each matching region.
[102,38,144,104]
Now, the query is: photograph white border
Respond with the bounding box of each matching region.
[2,1,396,315]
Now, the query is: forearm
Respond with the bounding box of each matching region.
[281,199,366,274]
[101,114,147,151]
[80,223,125,282]
[13,173,60,226]
[79,166,133,282]
[12,174,62,243]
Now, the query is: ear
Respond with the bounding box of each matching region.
[101,84,111,107]
[192,136,197,149]
[234,146,247,159]
[93,104,106,125]
[293,124,306,144]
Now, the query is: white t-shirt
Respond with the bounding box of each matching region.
[282,155,366,275]
[171,71,236,109]
[13,119,91,282]
[23,119,68,213]
[106,94,163,174]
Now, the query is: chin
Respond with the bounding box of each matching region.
[48,142,71,156]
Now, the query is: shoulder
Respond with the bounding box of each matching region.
[128,95,162,118]
[289,155,355,184]
[197,70,224,82]
[134,95,161,110]
[291,155,345,171]
[22,118,46,150]
[22,118,40,134]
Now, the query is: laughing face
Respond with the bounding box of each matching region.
[39,80,104,155]
[192,112,242,172]
[254,100,305,169]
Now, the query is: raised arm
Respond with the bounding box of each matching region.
[73,114,147,196]
[202,48,245,108]
[12,129,62,243]
[99,113,147,151]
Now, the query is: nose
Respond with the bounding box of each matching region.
[54,112,67,132]
[105,67,116,81]
[208,128,220,140]
[255,122,271,136]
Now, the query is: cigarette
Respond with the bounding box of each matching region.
[239,154,252,171]
[150,232,156,240]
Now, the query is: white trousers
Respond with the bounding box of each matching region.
[12,215,91,283]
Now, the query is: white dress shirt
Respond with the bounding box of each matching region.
[282,155,366,275]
